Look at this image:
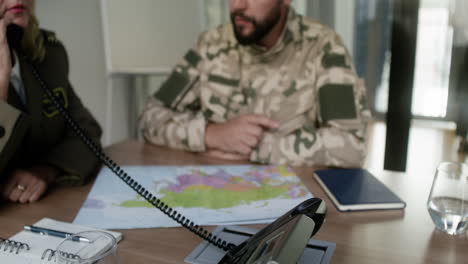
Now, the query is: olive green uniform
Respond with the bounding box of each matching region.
[140,8,370,167]
[0,30,102,185]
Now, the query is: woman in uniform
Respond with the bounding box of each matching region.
[0,0,102,203]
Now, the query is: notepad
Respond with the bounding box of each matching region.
[313,168,406,212]
[0,218,122,264]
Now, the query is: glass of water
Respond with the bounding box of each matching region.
[427,162,468,235]
[56,231,119,263]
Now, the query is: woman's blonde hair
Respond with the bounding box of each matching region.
[21,13,46,62]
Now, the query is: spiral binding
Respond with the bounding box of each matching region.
[41,248,80,262]
[26,58,235,252]
[0,238,30,254]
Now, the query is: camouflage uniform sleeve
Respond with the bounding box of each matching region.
[139,36,207,151]
[251,30,370,167]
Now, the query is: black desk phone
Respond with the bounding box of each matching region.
[7,24,327,264]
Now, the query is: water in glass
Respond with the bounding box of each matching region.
[428,196,468,235]
[427,162,468,235]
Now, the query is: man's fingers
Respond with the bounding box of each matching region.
[204,149,249,161]
[244,125,263,138]
[219,152,250,160]
[246,115,279,129]
[205,114,277,157]
[242,134,259,148]
[234,143,252,156]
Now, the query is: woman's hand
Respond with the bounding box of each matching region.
[0,5,12,101]
[1,165,60,203]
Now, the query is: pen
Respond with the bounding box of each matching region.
[23,225,90,243]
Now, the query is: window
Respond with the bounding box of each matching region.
[412,0,453,118]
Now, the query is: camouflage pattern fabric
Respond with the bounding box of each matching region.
[139,7,371,167]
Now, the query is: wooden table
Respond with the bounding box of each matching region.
[1,140,467,263]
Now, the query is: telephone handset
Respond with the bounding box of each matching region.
[7,24,326,263]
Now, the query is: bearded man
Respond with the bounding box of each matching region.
[139,0,370,167]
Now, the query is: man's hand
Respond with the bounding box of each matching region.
[203,149,250,161]
[205,114,278,156]
[1,165,60,203]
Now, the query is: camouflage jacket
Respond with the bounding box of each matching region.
[139,8,370,167]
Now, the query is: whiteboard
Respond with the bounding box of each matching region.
[100,0,204,74]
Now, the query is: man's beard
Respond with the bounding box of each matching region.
[230,5,281,45]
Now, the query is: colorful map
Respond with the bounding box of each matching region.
[74,165,313,229]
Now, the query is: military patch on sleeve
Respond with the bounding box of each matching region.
[154,70,198,108]
[42,87,68,118]
[184,49,202,67]
[322,53,349,69]
[319,84,356,122]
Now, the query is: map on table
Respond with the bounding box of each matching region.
[73,165,313,229]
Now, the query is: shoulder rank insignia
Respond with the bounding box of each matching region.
[44,31,61,45]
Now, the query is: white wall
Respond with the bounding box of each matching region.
[109,77,132,143]
[100,0,206,143]
[101,0,202,72]
[35,0,110,143]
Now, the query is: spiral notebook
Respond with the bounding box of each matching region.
[0,218,122,263]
